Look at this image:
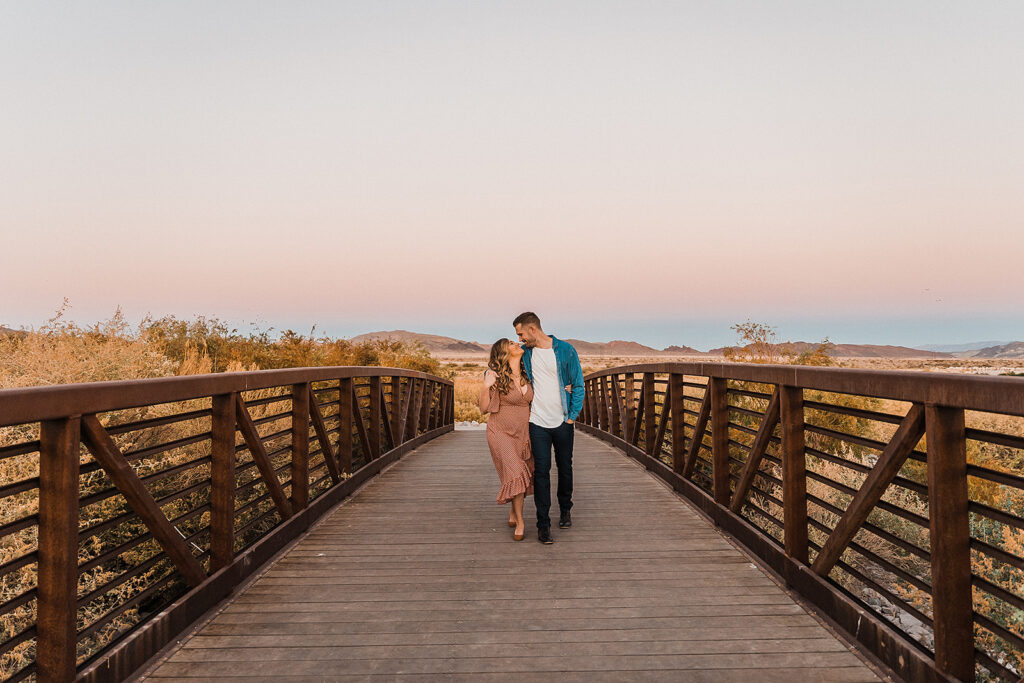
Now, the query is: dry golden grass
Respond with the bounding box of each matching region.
[443,362,487,423]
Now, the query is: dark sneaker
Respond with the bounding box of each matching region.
[538,527,554,544]
[559,511,572,529]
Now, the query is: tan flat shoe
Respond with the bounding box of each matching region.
[508,520,516,528]
[513,531,525,541]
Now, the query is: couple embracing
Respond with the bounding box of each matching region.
[477,312,585,544]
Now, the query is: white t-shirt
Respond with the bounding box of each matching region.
[529,346,564,428]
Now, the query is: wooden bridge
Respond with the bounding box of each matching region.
[135,428,879,681]
[1,364,1022,682]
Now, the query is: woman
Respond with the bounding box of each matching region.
[478,338,534,541]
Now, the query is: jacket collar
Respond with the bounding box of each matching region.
[528,335,561,352]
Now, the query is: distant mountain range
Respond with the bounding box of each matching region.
[966,341,1024,359]
[350,331,490,353]
[564,339,704,356]
[351,331,705,356]
[918,340,1014,353]
[706,342,952,359]
[350,330,1024,359]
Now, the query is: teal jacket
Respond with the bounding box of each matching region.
[522,336,585,422]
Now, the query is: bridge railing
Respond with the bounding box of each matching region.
[0,367,454,683]
[578,363,1023,683]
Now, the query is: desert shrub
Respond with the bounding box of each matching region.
[455,376,487,423]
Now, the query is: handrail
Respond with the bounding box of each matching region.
[578,363,1024,683]
[0,366,447,427]
[0,367,454,682]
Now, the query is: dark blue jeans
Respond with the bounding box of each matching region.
[530,421,574,529]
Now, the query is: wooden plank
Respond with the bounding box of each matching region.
[643,373,657,456]
[616,375,630,441]
[291,383,310,510]
[811,403,925,575]
[433,384,443,432]
[651,377,671,462]
[150,655,874,678]
[609,374,623,439]
[729,389,781,513]
[425,383,436,431]
[351,384,372,462]
[600,374,611,434]
[591,378,600,428]
[307,385,341,485]
[430,383,442,431]
[369,377,382,460]
[445,385,451,425]
[81,414,207,586]
[925,405,973,681]
[779,386,808,565]
[623,374,637,444]
[36,416,80,683]
[183,628,848,647]
[670,374,686,474]
[582,379,591,427]
[682,387,712,479]
[338,378,353,474]
[588,378,598,427]
[710,378,730,505]
[395,376,410,444]
[420,380,432,433]
[437,385,449,431]
[402,378,419,441]
[408,378,425,438]
[381,381,396,448]
[630,388,644,447]
[210,393,236,571]
[390,376,403,444]
[235,396,294,520]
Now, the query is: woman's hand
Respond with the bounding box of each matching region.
[478,370,497,414]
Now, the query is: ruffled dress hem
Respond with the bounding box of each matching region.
[496,472,534,504]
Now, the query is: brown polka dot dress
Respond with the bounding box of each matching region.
[484,380,534,504]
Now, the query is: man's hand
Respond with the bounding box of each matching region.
[566,419,575,425]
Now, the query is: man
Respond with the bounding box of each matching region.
[514,312,585,544]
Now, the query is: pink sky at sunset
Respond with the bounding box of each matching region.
[2,2,1022,349]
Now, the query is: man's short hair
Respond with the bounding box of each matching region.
[513,312,542,329]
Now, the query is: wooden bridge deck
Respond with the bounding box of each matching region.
[138,430,882,682]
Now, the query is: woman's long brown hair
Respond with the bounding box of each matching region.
[487,339,529,395]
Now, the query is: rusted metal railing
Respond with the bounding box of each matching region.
[0,368,454,682]
[579,363,1024,683]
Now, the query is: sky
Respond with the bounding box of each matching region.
[2,1,1022,350]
